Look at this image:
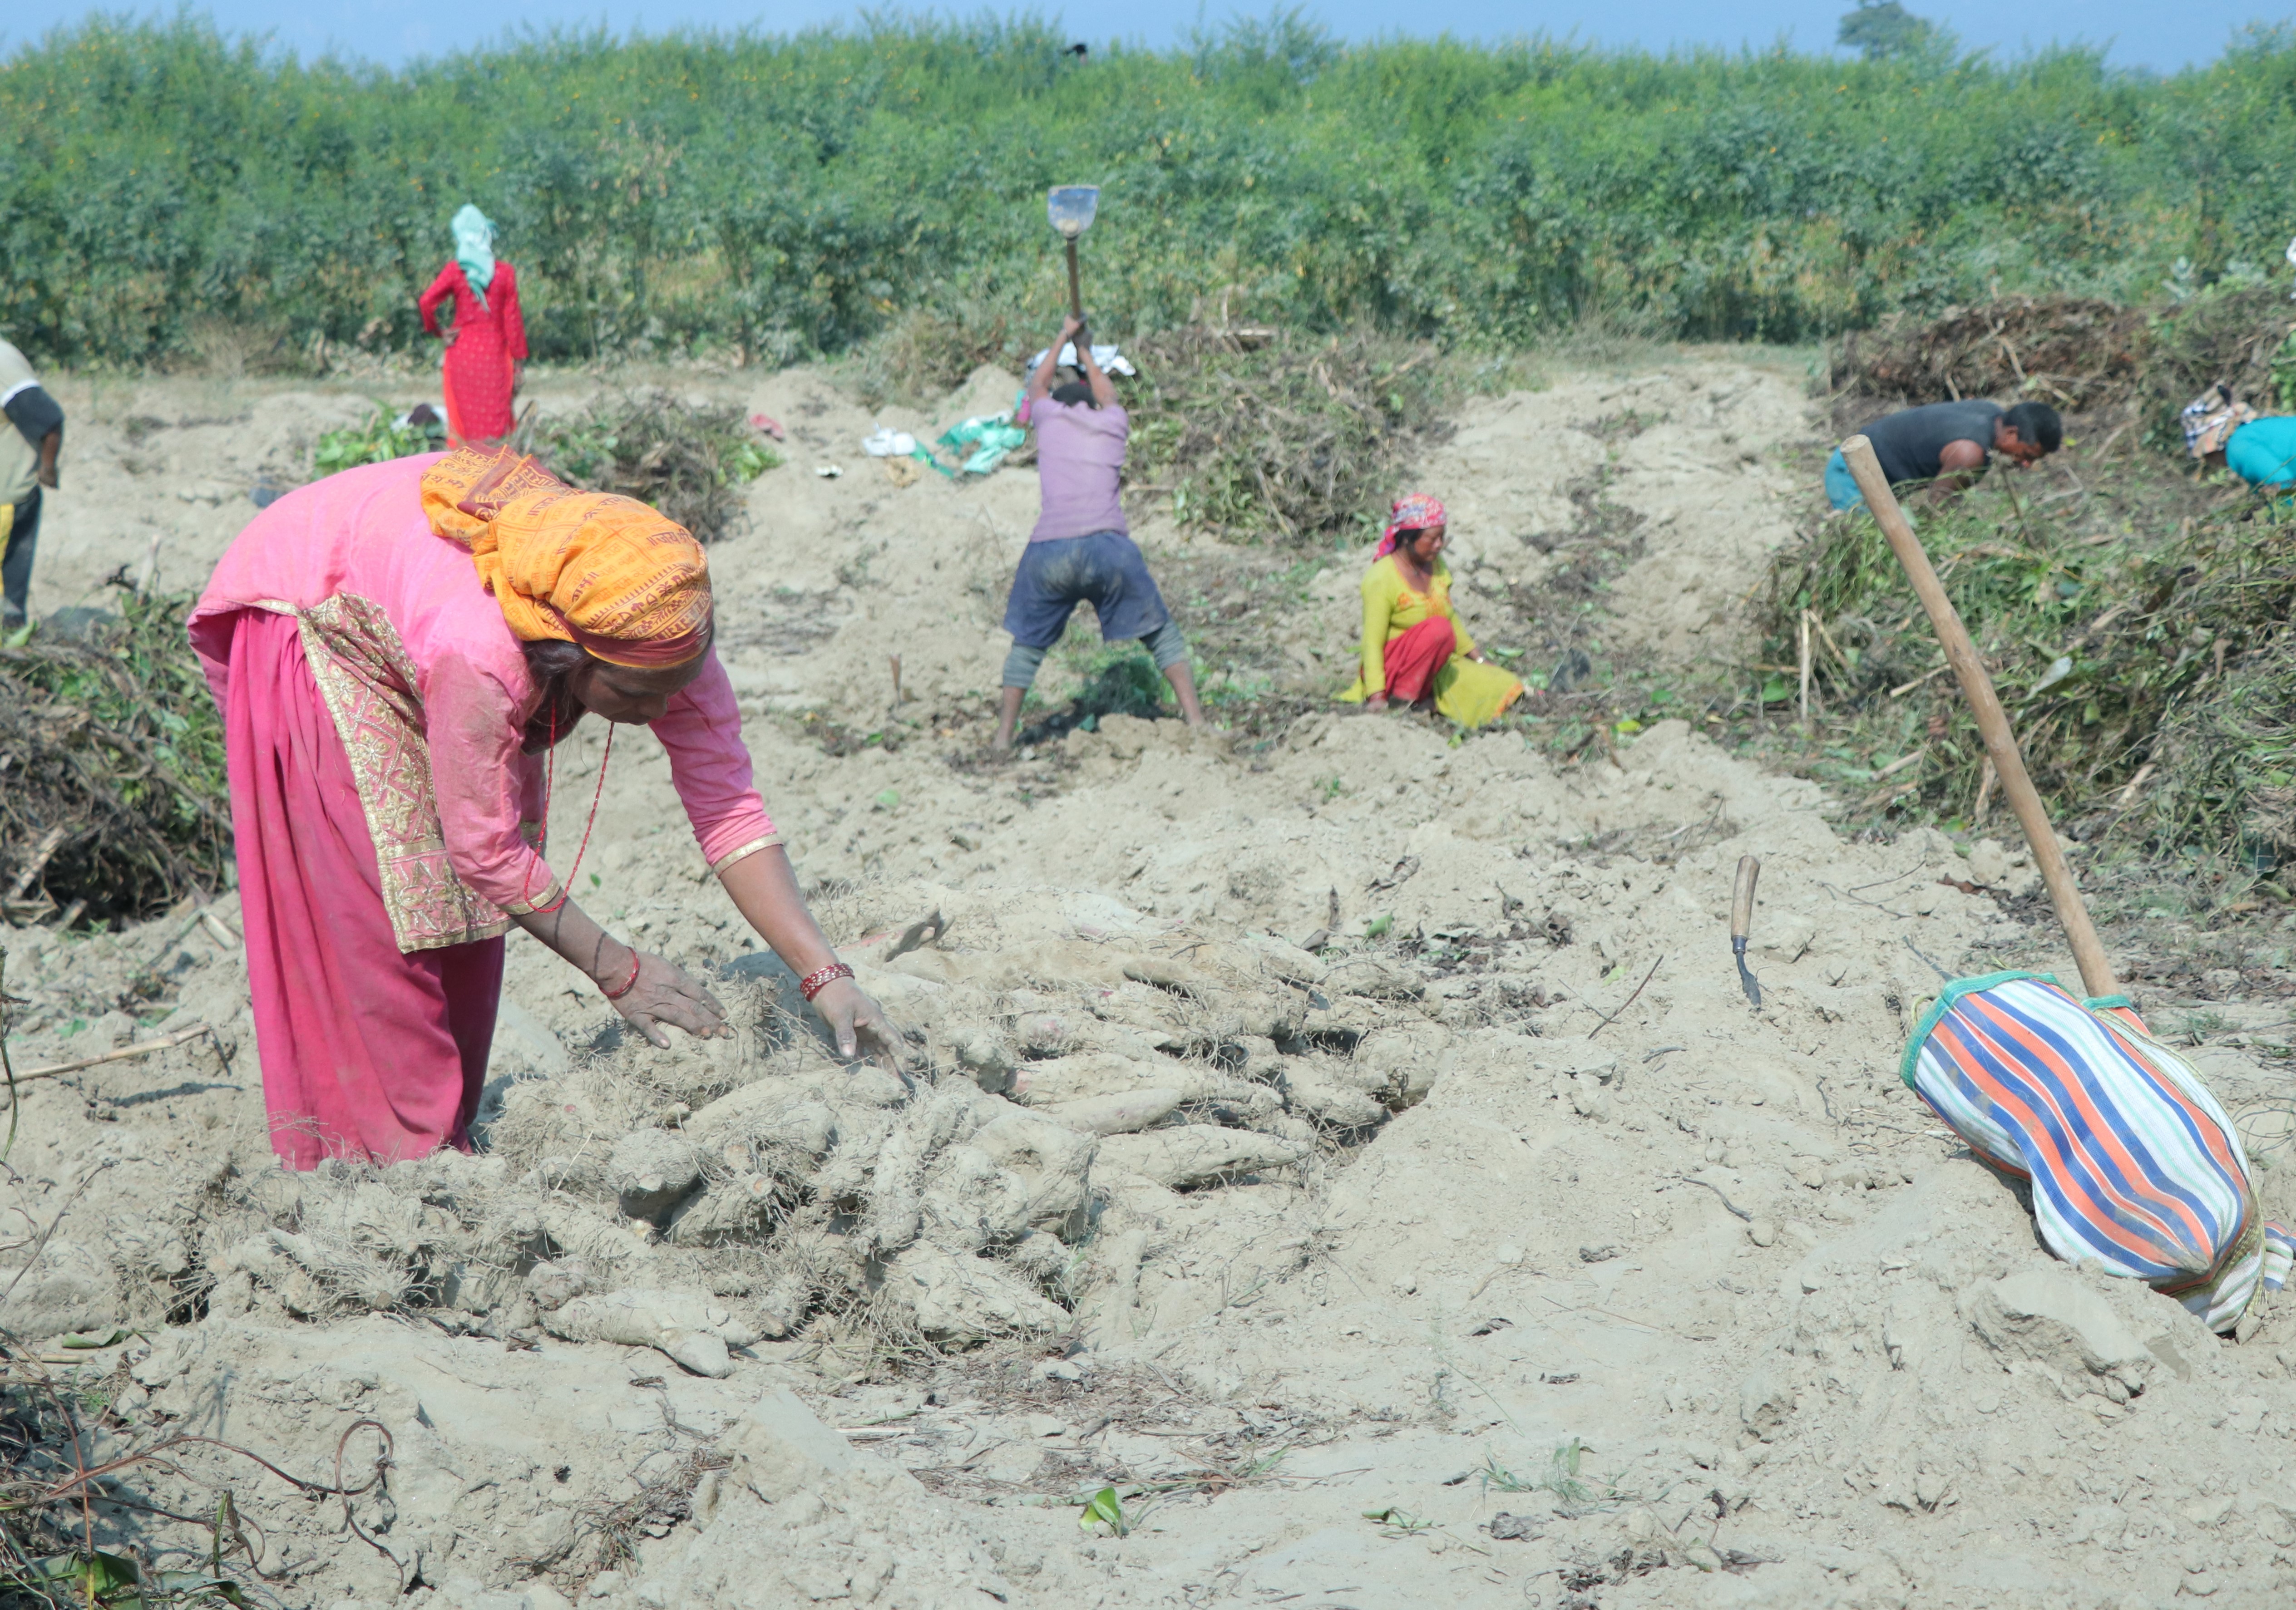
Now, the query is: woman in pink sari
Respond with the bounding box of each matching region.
[191,445,889,1168]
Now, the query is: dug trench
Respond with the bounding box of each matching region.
[5,351,2296,1610]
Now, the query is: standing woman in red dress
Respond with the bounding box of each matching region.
[418,206,527,446]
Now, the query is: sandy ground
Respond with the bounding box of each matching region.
[5,351,2296,1610]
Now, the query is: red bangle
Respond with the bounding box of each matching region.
[602,951,642,1000]
[798,961,854,1003]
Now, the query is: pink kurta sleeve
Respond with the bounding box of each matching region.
[423,647,562,913]
[651,651,777,871]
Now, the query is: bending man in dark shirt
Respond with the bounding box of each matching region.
[991,313,1206,751]
[1825,399,2059,512]
[0,339,64,630]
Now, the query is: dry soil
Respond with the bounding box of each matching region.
[4,351,2295,1610]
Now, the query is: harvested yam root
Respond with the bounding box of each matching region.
[210,888,1433,1363]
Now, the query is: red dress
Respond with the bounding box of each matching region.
[417,261,527,445]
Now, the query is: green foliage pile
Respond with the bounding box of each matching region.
[1126,327,1452,542]
[308,393,777,540]
[1755,453,2296,863]
[532,391,778,542]
[13,15,2296,367]
[1837,283,2296,444]
[0,592,231,923]
[313,406,446,474]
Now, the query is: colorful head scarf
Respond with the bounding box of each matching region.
[420,447,711,669]
[2181,384,2256,459]
[451,205,497,298]
[1378,492,1448,558]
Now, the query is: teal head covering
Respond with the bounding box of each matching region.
[451,205,496,297]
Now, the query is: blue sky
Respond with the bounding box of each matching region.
[5,0,2286,73]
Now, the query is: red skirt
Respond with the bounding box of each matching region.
[219,609,504,1168]
[442,326,516,445]
[1383,616,1457,704]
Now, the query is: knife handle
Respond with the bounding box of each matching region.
[1731,856,1761,944]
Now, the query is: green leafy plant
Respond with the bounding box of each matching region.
[12,16,2296,369]
[2271,328,2296,414]
[5,1551,247,1609]
[313,407,444,474]
[1361,1506,1433,1536]
[1078,1486,1127,1536]
[1477,1439,1629,1516]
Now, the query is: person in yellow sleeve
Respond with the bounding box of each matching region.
[1338,493,1522,729]
[0,338,65,631]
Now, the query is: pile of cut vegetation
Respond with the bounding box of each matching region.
[308,393,780,543]
[1834,295,2146,414]
[0,593,230,926]
[1832,286,2296,447]
[1783,289,2296,871]
[1756,433,2296,874]
[531,390,780,543]
[841,310,1456,543]
[1125,327,1452,544]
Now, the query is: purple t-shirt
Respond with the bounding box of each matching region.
[1022,396,1129,542]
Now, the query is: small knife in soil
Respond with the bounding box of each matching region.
[1731,855,1763,1009]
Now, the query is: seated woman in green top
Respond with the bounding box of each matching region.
[1338,493,1523,729]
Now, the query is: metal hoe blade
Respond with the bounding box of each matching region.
[1047,186,1100,240]
[1733,940,1763,1009]
[1729,855,1763,1009]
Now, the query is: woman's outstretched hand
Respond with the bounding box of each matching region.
[810,976,897,1063]
[610,951,731,1048]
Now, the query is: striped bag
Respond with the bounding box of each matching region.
[1904,971,2294,1333]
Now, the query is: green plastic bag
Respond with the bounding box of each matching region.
[937,412,1029,477]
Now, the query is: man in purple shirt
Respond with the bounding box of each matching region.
[992,313,1205,751]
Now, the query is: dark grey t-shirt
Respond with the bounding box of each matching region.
[1858,400,2003,487]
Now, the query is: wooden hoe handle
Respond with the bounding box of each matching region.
[1731,856,1760,944]
[1839,436,2118,999]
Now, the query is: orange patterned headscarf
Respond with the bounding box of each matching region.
[1378,492,1448,558]
[420,447,711,668]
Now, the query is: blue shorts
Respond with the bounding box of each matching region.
[1824,448,1865,511]
[1002,531,1171,649]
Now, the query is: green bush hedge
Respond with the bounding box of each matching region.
[8,13,2296,366]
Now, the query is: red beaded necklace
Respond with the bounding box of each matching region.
[521,690,613,916]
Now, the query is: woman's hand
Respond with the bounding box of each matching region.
[809,976,898,1063]
[1363,692,1389,712]
[607,951,731,1048]
[717,847,903,1068]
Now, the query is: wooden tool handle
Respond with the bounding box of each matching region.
[1066,240,1083,319]
[1841,436,2119,999]
[1731,856,1760,942]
